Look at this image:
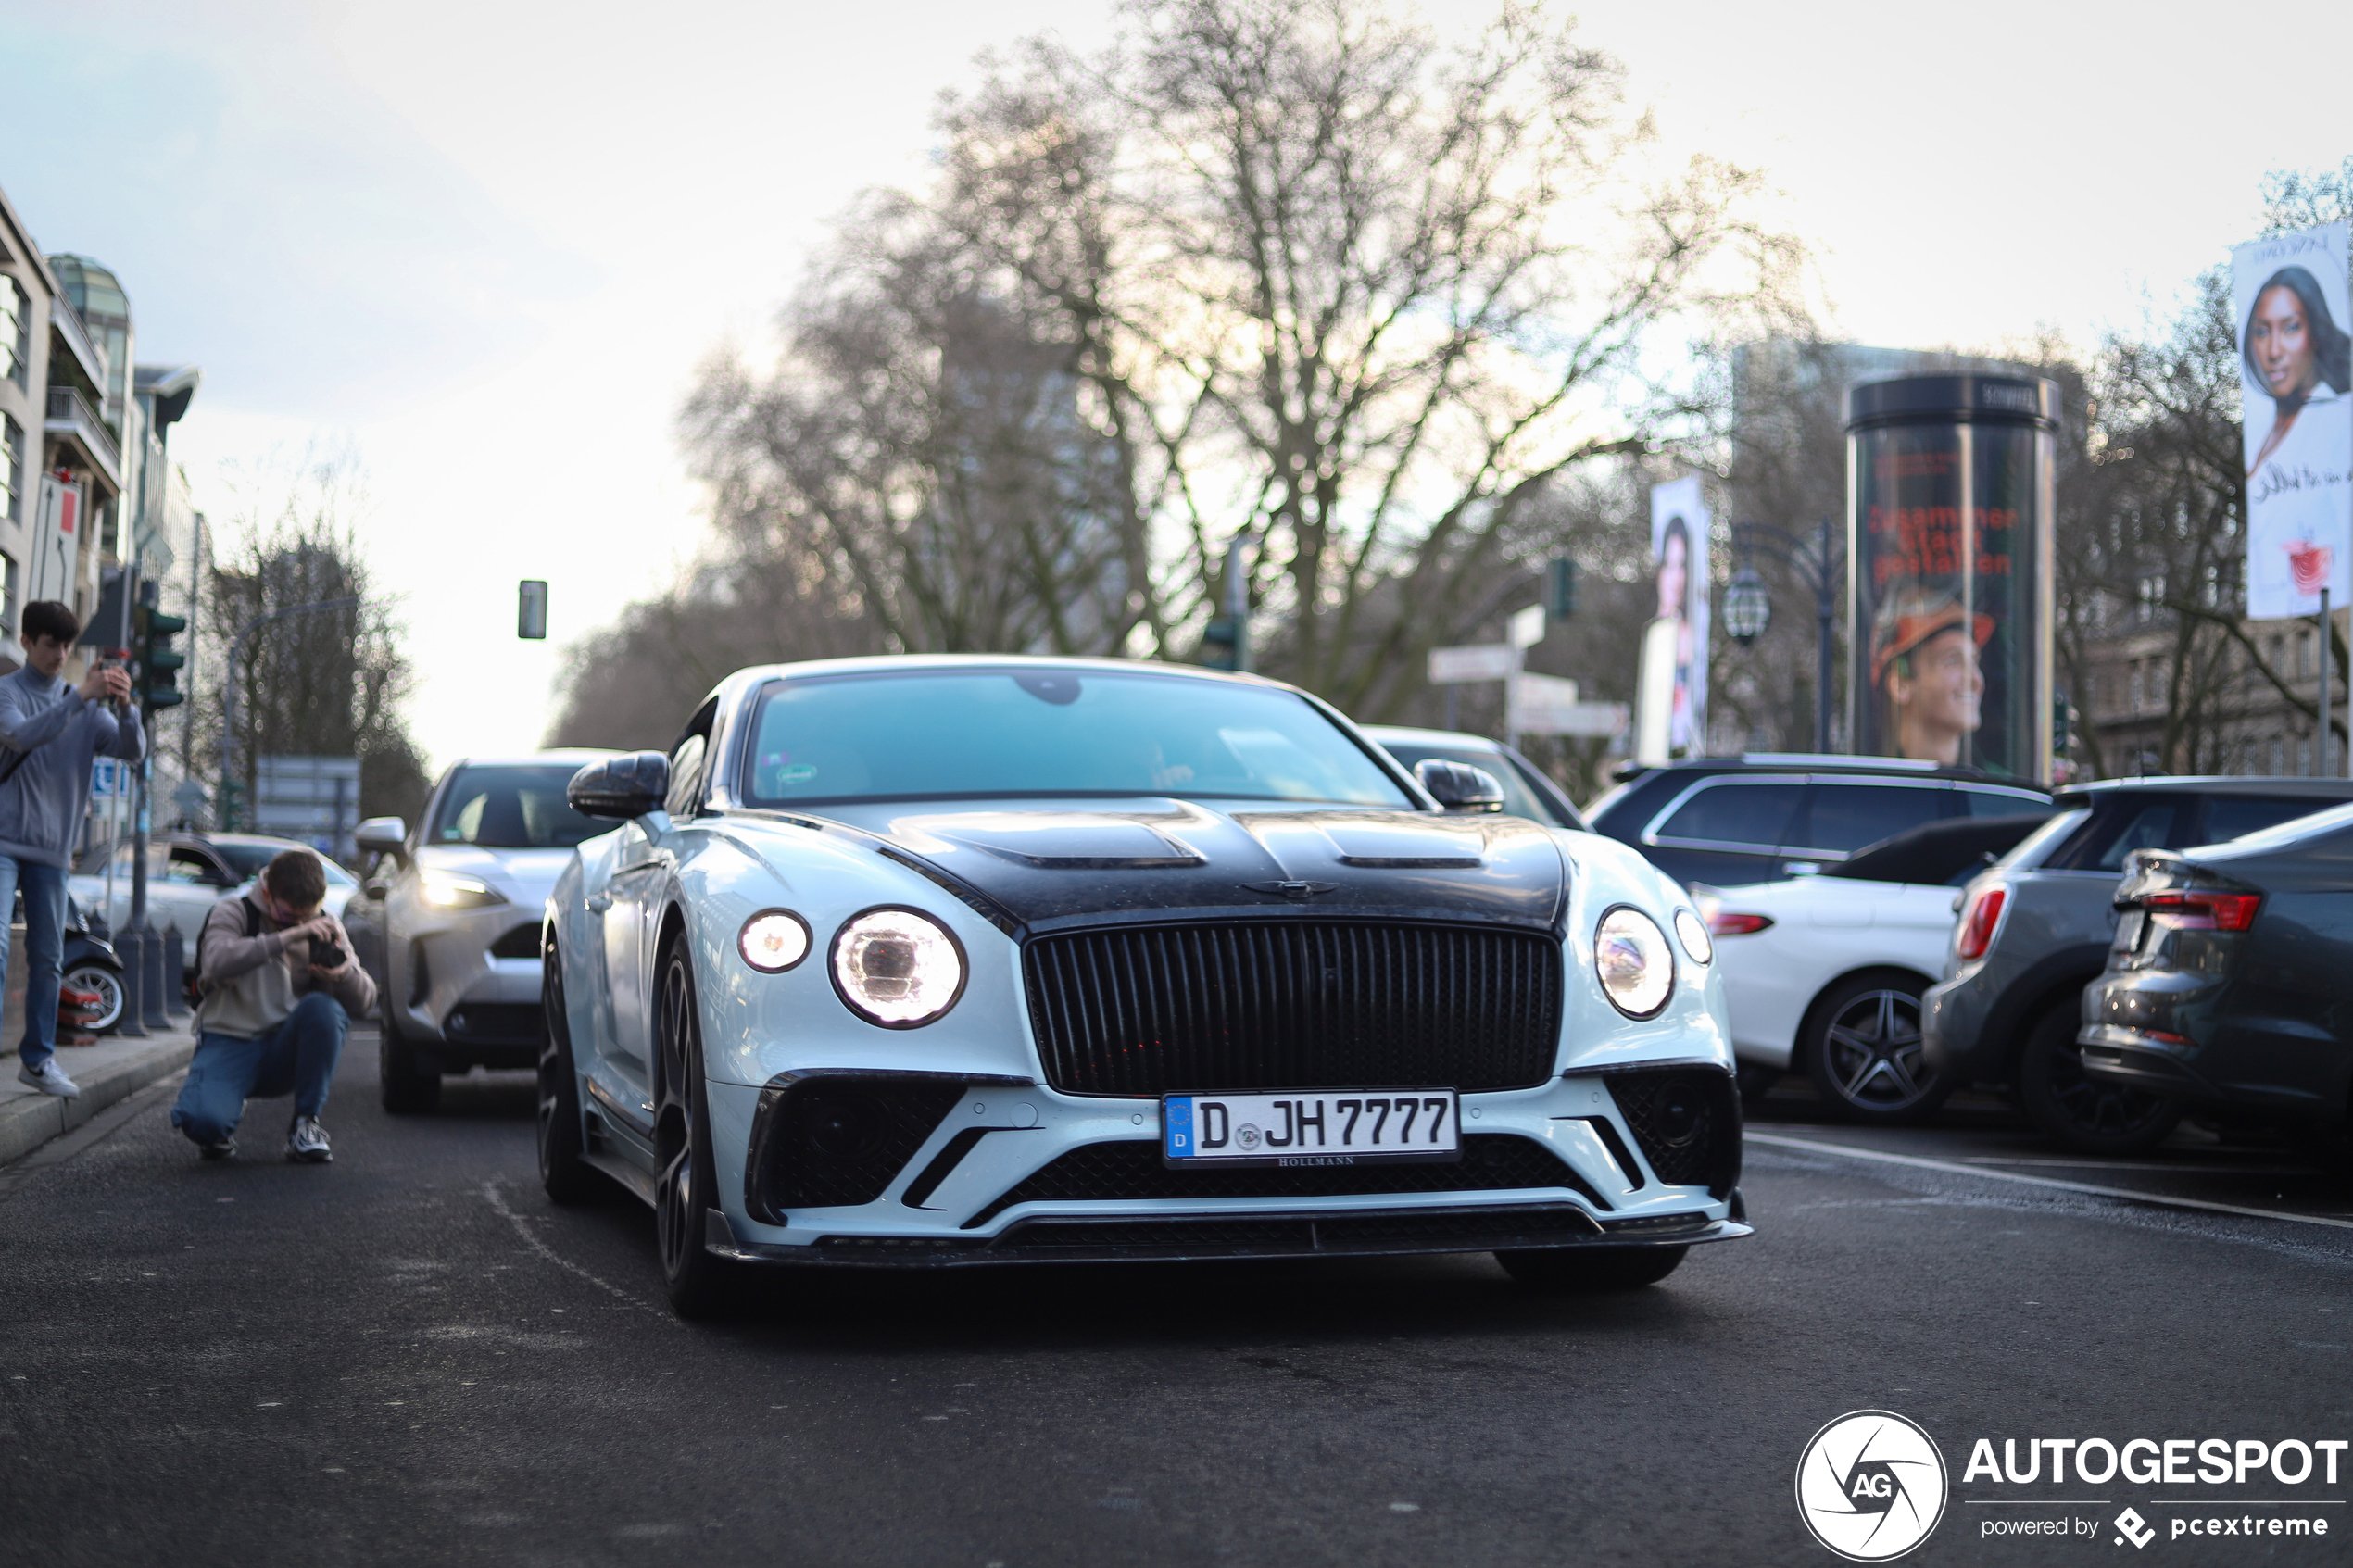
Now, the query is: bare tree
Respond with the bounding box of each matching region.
[680,0,1804,722]
[200,454,429,829]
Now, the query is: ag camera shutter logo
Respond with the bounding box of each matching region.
[1796,1410,1948,1561]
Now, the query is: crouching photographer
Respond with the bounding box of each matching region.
[171,848,376,1163]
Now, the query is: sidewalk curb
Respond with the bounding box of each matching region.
[1,1032,197,1166]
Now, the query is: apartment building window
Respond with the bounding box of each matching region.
[2129,663,2143,711]
[0,414,19,524]
[0,279,23,387]
[0,554,18,635]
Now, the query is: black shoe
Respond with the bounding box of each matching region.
[286,1115,332,1164]
[197,1136,235,1161]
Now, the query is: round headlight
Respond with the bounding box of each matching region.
[738,910,812,973]
[830,909,965,1027]
[1594,907,1673,1019]
[1673,908,1713,965]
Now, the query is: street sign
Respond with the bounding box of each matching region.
[92,759,124,797]
[1428,644,1516,684]
[1508,604,1546,649]
[1512,673,1627,737]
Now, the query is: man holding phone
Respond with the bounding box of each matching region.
[172,847,376,1162]
[0,600,145,1098]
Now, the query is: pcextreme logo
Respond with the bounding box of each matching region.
[1797,1411,1950,1562]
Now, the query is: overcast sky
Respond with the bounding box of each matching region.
[3,0,2342,772]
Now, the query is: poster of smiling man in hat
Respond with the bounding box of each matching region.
[1870,588,1992,766]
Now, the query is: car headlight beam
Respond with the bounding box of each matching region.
[418,871,507,909]
[738,909,812,973]
[830,908,965,1027]
[1594,906,1674,1019]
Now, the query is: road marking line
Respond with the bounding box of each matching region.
[1746,1131,2353,1232]
[478,1178,674,1321]
[1959,1157,2314,1174]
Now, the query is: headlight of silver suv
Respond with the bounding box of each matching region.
[418,871,506,909]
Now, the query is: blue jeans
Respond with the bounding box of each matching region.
[0,857,68,1070]
[170,993,348,1145]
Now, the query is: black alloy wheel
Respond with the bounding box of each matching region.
[379,993,442,1114]
[2017,1002,2182,1155]
[1494,1245,1688,1289]
[61,962,125,1035]
[1804,972,1948,1124]
[654,943,736,1318]
[537,943,605,1205]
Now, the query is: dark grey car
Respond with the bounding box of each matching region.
[1921,778,2353,1152]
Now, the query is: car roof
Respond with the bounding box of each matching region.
[445,749,622,766]
[2054,776,2353,805]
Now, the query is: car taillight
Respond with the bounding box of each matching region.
[1706,911,1774,936]
[1956,885,2007,960]
[2143,890,2262,932]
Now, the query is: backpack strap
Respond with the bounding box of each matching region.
[191,896,266,999]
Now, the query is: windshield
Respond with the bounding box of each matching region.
[740,670,1413,809]
[429,765,608,848]
[213,840,358,884]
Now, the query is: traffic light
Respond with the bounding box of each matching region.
[2053,690,2071,758]
[1545,557,1579,621]
[134,581,186,711]
[1199,617,1239,671]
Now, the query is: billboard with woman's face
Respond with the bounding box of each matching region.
[1648,476,1710,757]
[2233,222,2353,619]
[1848,376,2057,782]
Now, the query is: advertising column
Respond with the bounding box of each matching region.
[2233,223,2352,616]
[1846,375,2058,782]
[1640,475,1711,760]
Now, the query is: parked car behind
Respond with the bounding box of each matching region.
[343,750,616,1112]
[1363,726,1587,830]
[2082,802,2353,1157]
[1585,755,2049,889]
[1923,778,2353,1153]
[69,832,359,936]
[1696,812,2055,1123]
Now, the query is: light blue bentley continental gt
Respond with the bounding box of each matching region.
[540,657,1751,1315]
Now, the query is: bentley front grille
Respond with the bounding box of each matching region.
[1021,921,1562,1098]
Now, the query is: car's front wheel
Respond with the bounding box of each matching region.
[379,995,441,1114]
[1803,971,1948,1124]
[1495,1245,1688,1289]
[2017,1001,2181,1154]
[538,943,606,1205]
[654,942,736,1319]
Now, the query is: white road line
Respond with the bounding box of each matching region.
[1745,1132,2353,1233]
[478,1178,675,1322]
[1959,1157,2311,1174]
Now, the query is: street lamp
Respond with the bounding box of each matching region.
[1729,518,1843,754]
[1723,568,1771,645]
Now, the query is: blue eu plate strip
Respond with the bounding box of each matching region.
[1164,1097,1194,1159]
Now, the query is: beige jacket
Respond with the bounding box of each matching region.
[194,894,379,1039]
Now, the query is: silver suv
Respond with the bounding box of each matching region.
[1921,778,2353,1152]
[346,751,615,1112]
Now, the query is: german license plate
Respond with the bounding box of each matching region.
[1162,1090,1461,1169]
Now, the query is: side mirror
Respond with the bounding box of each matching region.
[569,751,671,820]
[356,817,409,859]
[1416,759,1507,813]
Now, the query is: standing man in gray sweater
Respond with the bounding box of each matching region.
[0,601,144,1098]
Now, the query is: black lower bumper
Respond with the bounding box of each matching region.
[708,1202,1751,1269]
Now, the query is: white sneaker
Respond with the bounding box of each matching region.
[286,1114,333,1163]
[16,1059,81,1098]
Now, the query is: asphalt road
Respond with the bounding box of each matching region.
[4,1031,2350,1567]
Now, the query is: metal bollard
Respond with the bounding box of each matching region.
[162,924,189,1016]
[114,926,148,1039]
[140,921,168,1029]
